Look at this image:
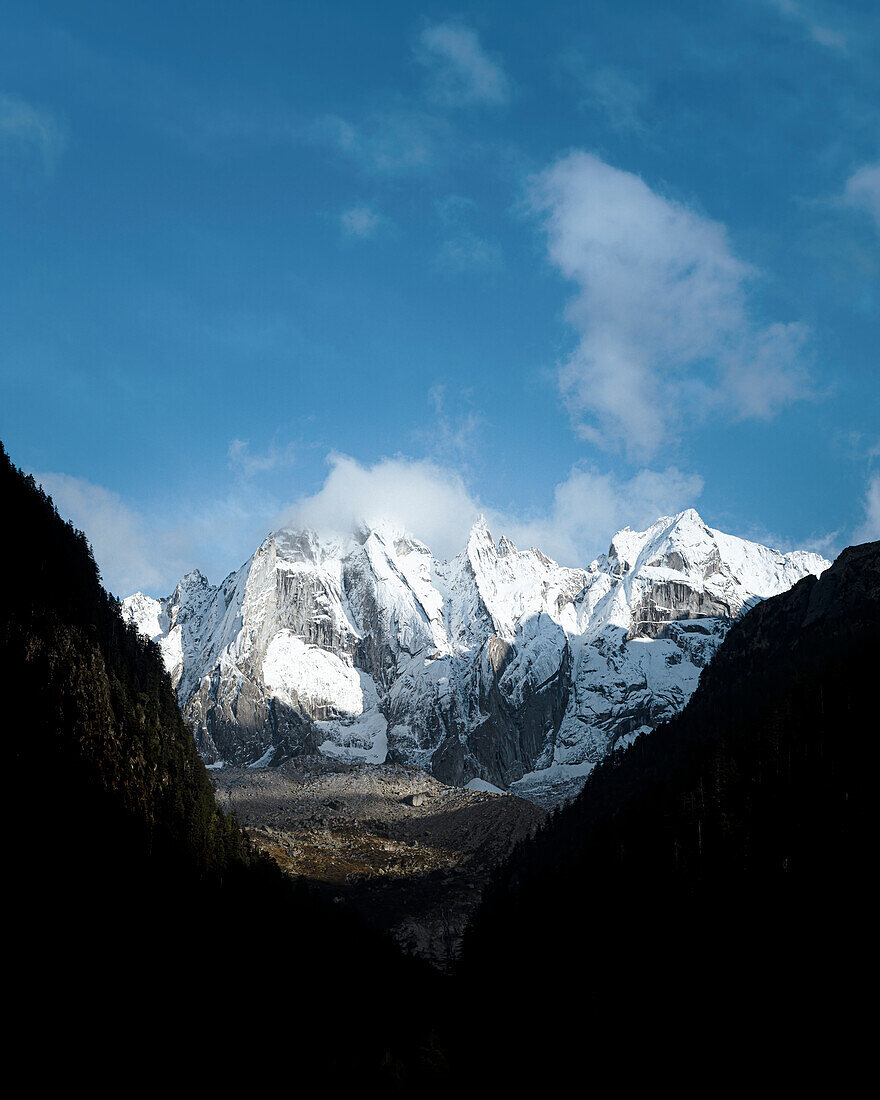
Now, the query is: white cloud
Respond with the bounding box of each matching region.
[339,204,384,239]
[844,162,880,231]
[0,93,67,174]
[416,22,510,107]
[33,472,180,596]
[853,474,880,545]
[285,454,481,561]
[529,152,811,456]
[767,0,847,53]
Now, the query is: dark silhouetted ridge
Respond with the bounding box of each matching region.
[1,442,442,1087]
[456,538,877,1081]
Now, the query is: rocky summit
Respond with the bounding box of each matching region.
[123,509,827,806]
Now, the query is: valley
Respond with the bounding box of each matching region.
[211,758,545,965]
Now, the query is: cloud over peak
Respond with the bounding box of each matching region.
[281,453,704,569]
[285,453,480,560]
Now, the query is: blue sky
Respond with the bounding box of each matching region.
[1,0,878,595]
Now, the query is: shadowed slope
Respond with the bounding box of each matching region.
[456,539,877,1080]
[1,442,443,1086]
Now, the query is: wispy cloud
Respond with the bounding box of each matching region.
[435,230,501,272]
[767,0,847,53]
[315,109,444,175]
[844,162,880,232]
[227,437,297,478]
[415,22,511,108]
[562,55,648,133]
[435,193,478,223]
[415,384,486,460]
[529,152,812,457]
[433,192,500,271]
[0,93,67,175]
[339,204,385,239]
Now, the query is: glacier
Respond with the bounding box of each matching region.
[122,509,828,806]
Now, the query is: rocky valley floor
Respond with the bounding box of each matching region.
[211,759,546,966]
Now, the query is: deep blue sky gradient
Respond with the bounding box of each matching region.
[1,0,877,592]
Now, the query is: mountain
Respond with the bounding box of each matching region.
[123,508,827,801]
[453,538,877,1081]
[0,442,440,1084]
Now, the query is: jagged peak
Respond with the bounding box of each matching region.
[179,567,210,585]
[121,589,155,607]
[466,515,496,565]
[669,507,706,527]
[609,508,706,546]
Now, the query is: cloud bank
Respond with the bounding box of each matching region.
[283,453,704,567]
[529,152,811,456]
[48,449,865,597]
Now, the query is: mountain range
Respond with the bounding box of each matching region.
[122,508,827,802]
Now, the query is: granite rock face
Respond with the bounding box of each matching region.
[123,509,828,803]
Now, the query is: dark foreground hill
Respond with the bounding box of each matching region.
[456,535,877,1079]
[0,443,443,1086]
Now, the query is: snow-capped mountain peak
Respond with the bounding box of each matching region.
[122,510,828,806]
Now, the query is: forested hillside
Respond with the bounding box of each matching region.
[1,443,440,1085]
[456,537,875,1075]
